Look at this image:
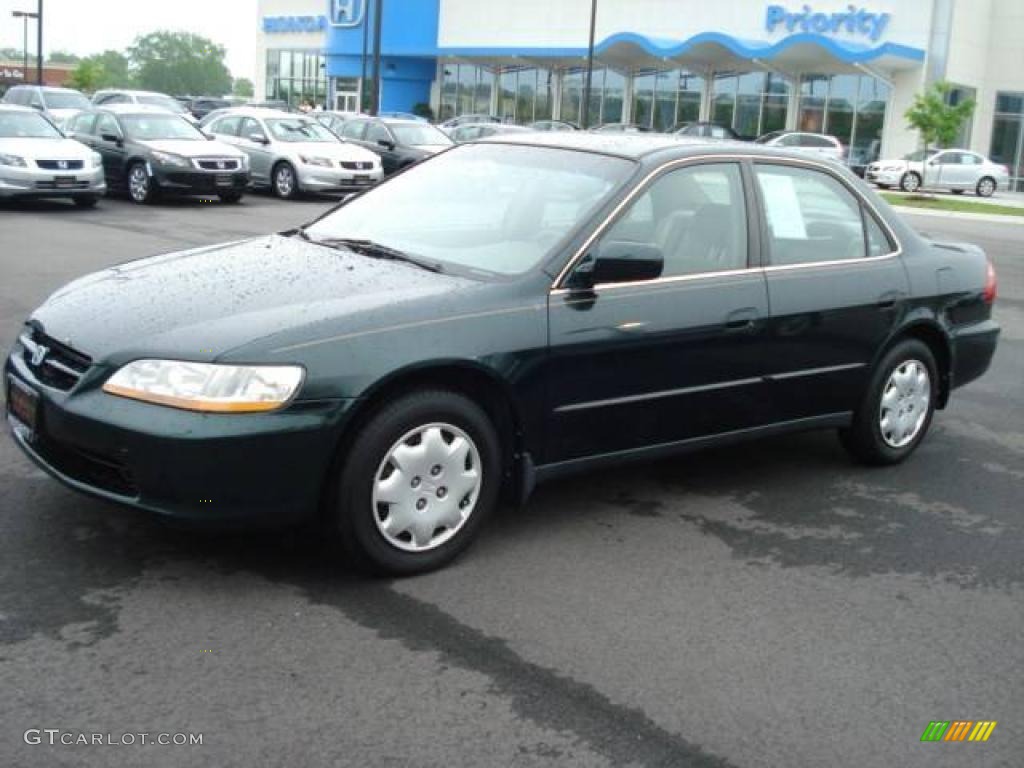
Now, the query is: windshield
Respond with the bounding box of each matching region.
[121,114,204,140]
[266,118,337,143]
[305,143,632,277]
[0,111,62,139]
[44,91,90,110]
[137,94,188,113]
[391,123,452,146]
[903,149,938,161]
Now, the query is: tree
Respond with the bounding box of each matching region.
[69,50,132,91]
[128,31,231,96]
[68,59,103,92]
[47,50,80,64]
[904,81,976,192]
[232,77,253,99]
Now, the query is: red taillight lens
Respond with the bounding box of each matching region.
[983,259,997,304]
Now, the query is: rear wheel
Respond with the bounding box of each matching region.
[272,162,298,199]
[976,176,996,197]
[127,162,155,204]
[900,171,921,193]
[839,339,937,465]
[334,390,501,574]
[73,195,98,208]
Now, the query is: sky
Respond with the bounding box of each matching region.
[0,0,258,79]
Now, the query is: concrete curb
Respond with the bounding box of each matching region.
[891,206,1024,225]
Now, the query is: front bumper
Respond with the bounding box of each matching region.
[0,164,106,199]
[5,344,353,526]
[295,165,383,193]
[865,169,903,185]
[150,165,251,196]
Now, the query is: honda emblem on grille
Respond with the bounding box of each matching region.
[57,160,68,169]
[217,161,226,169]
[30,344,48,367]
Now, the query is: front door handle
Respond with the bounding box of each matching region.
[876,290,906,311]
[725,307,760,332]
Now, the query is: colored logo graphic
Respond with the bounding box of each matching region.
[921,721,997,742]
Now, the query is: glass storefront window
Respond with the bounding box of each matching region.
[602,69,625,125]
[991,91,1024,191]
[632,72,656,128]
[499,69,517,122]
[653,71,676,132]
[457,64,476,116]
[826,74,857,148]
[676,72,703,127]
[798,75,827,132]
[560,69,583,125]
[798,74,889,166]
[536,70,552,121]
[516,69,536,124]
[265,49,328,108]
[712,73,737,128]
[733,72,762,138]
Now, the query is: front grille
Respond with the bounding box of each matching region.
[19,327,91,391]
[36,159,84,170]
[35,180,91,190]
[195,158,240,171]
[340,161,374,171]
[163,172,245,191]
[33,432,138,497]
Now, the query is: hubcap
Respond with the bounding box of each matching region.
[979,179,994,196]
[904,174,920,192]
[372,423,482,553]
[879,359,931,448]
[129,167,148,201]
[276,166,293,196]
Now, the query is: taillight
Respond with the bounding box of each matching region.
[983,259,997,304]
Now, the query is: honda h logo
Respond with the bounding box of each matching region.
[57,160,68,169]
[329,0,364,27]
[217,161,226,169]
[30,344,48,367]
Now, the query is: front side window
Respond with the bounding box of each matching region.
[95,113,121,139]
[595,163,749,279]
[755,163,889,265]
[240,118,266,141]
[341,120,366,139]
[69,112,97,134]
[305,143,633,277]
[266,118,336,143]
[364,123,392,144]
[391,123,453,147]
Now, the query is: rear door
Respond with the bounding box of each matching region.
[546,161,772,462]
[753,160,908,421]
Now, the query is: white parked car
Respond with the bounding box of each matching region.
[204,108,383,199]
[91,89,198,124]
[0,104,106,207]
[755,131,845,163]
[865,148,1010,197]
[2,85,92,129]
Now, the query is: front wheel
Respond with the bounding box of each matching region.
[272,162,299,199]
[73,195,99,208]
[219,191,243,203]
[900,171,921,193]
[839,339,937,465]
[976,176,996,197]
[127,162,155,204]
[334,390,502,574]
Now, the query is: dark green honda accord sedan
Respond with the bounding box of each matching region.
[5,133,1000,573]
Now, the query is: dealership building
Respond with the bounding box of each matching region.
[256,0,1024,188]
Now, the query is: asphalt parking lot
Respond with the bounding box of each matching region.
[1,193,1022,767]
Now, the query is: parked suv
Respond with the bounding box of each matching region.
[65,105,249,204]
[0,104,105,206]
[2,85,91,129]
[91,90,199,124]
[204,108,383,198]
[755,131,846,163]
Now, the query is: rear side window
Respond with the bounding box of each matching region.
[342,121,366,140]
[755,164,892,265]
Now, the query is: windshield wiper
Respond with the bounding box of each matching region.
[314,237,444,274]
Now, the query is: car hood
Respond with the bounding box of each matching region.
[30,235,475,364]
[137,138,245,159]
[0,137,94,160]
[280,141,380,163]
[411,144,449,154]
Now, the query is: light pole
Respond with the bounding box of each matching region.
[11,9,39,76]
[581,0,597,129]
[37,0,44,85]
[370,0,382,115]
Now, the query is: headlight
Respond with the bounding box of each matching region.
[299,155,333,167]
[0,153,26,167]
[103,360,304,413]
[237,154,250,170]
[150,150,190,168]
[90,152,103,168]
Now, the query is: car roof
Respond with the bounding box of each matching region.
[94,104,185,115]
[94,89,171,97]
[212,107,305,119]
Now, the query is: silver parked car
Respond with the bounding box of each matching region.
[0,104,105,206]
[865,148,1010,197]
[755,131,845,163]
[203,108,383,198]
[2,85,92,129]
[91,90,199,124]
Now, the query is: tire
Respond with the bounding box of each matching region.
[219,191,243,203]
[899,171,921,193]
[876,184,891,190]
[272,161,299,199]
[976,176,996,198]
[127,162,155,204]
[839,339,938,466]
[334,390,501,575]
[951,189,965,195]
[73,195,98,208]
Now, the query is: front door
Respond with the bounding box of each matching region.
[93,112,127,189]
[238,118,274,185]
[335,91,358,112]
[752,160,908,421]
[545,161,771,464]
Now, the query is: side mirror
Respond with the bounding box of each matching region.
[377,139,395,150]
[30,102,44,111]
[248,133,268,144]
[100,133,123,147]
[569,241,664,289]
[205,132,216,141]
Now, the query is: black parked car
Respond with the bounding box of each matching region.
[65,105,250,203]
[339,117,453,174]
[189,97,239,121]
[673,121,745,140]
[5,134,999,574]
[449,123,533,143]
